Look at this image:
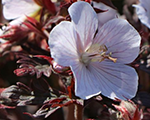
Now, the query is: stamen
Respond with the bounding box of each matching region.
[102,55,117,63]
[80,44,117,65]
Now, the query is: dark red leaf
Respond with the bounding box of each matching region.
[0,104,15,109]
[0,83,32,105]
[14,67,35,76]
[43,0,56,14]
[23,22,46,38]
[23,16,48,38]
[47,97,66,104]
[67,78,75,98]
[30,78,51,95]
[0,32,14,39]
[14,54,52,78]
[25,16,39,26]
[25,95,83,118]
[33,55,53,64]
[17,82,32,92]
[44,15,65,29]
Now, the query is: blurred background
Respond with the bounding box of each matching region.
[0,0,150,120]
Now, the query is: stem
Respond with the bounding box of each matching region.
[67,104,83,120]
[74,104,83,120]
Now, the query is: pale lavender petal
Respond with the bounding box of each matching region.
[94,18,141,64]
[2,0,40,20]
[68,1,98,51]
[9,16,27,26]
[90,61,138,99]
[93,1,118,28]
[71,60,138,100]
[70,61,102,100]
[49,21,79,66]
[133,0,150,29]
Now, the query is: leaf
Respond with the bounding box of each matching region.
[0,80,58,106]
[25,95,83,119]
[33,55,53,64]
[0,82,32,105]
[14,54,52,78]
[0,104,15,109]
[43,0,56,14]
[23,16,47,38]
[17,79,54,106]
[30,78,51,95]
[14,66,36,77]
[0,26,29,54]
[44,15,65,29]
[0,78,81,119]
[34,55,72,76]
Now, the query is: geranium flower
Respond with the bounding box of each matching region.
[48,1,141,100]
[2,0,56,24]
[2,0,40,20]
[2,0,40,28]
[133,0,150,29]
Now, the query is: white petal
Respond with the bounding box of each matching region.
[94,18,141,64]
[139,0,150,13]
[133,0,150,29]
[9,16,27,26]
[2,0,40,20]
[71,60,138,100]
[70,62,102,100]
[49,21,79,66]
[68,1,98,51]
[93,1,118,28]
[90,61,138,99]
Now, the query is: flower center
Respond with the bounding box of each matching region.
[80,44,117,65]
